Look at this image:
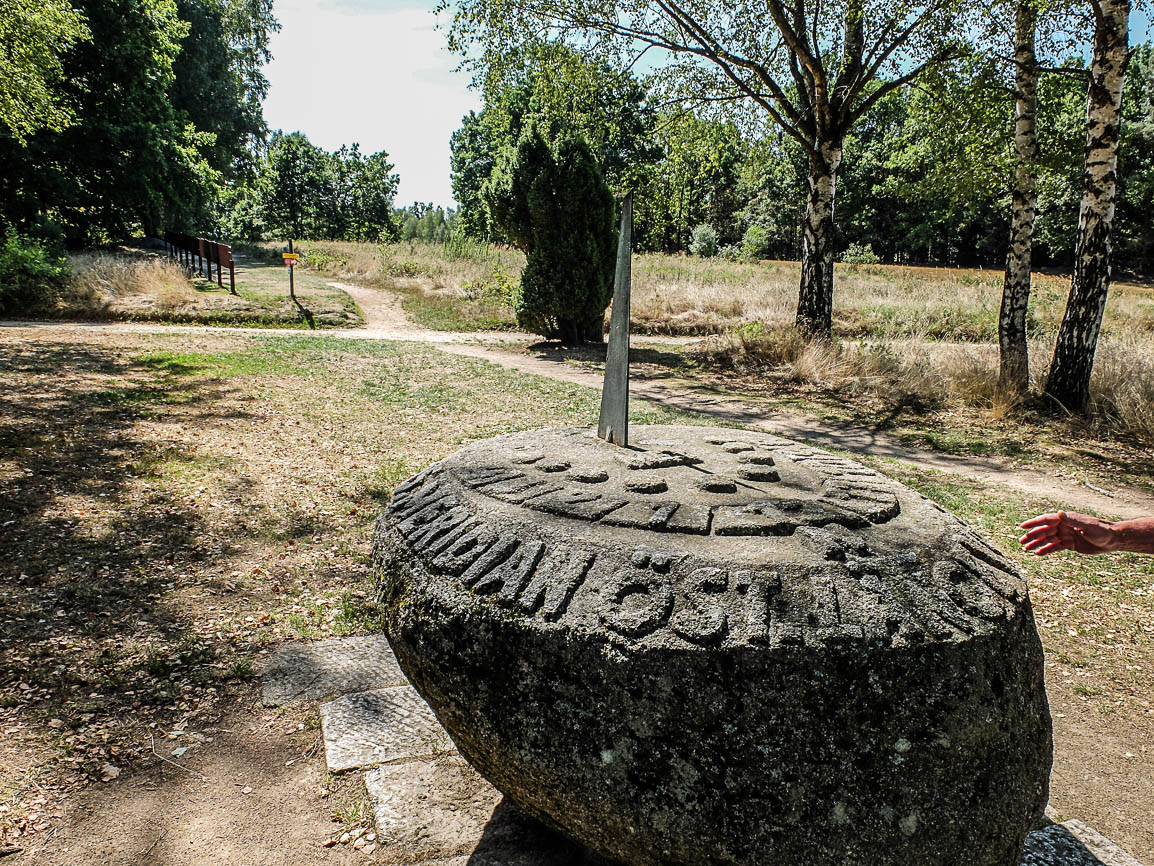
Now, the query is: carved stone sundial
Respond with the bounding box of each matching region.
[373,197,1052,866]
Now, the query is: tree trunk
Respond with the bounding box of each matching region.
[1045,0,1130,412]
[795,141,842,337]
[998,0,1040,393]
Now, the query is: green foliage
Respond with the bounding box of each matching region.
[740,224,777,262]
[1116,44,1154,276]
[450,110,501,240]
[735,133,806,261]
[397,203,455,244]
[225,132,400,243]
[0,230,70,315]
[451,45,656,243]
[0,0,279,243]
[689,224,719,258]
[484,121,616,343]
[170,0,278,183]
[259,132,329,240]
[0,0,90,143]
[0,0,280,243]
[462,264,517,305]
[841,243,881,265]
[634,113,744,253]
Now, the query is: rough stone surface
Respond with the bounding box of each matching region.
[320,685,452,772]
[374,425,1053,866]
[262,634,406,705]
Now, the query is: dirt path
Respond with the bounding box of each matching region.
[5,280,1153,520]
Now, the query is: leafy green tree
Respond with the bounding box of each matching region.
[0,0,89,145]
[448,0,967,337]
[736,134,807,261]
[484,121,616,343]
[0,0,220,242]
[450,110,500,239]
[633,113,743,253]
[170,0,279,183]
[259,131,329,240]
[320,144,400,242]
[1115,43,1154,275]
[450,46,656,241]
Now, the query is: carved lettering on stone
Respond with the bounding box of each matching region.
[601,570,675,638]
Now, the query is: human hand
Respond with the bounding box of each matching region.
[1018,510,1116,556]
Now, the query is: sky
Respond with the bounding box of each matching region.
[262,1,1153,210]
[262,0,478,209]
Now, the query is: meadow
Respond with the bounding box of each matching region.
[291,238,1154,446]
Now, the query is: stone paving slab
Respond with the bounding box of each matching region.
[320,685,452,772]
[261,634,406,705]
[364,758,610,866]
[363,755,502,862]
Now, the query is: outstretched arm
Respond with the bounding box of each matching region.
[1019,511,1154,556]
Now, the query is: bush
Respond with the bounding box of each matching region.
[689,224,719,258]
[483,120,615,344]
[0,230,71,316]
[741,224,774,261]
[841,242,881,265]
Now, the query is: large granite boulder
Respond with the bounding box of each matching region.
[374,426,1052,866]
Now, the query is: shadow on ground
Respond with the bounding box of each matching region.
[0,340,256,775]
[468,799,616,866]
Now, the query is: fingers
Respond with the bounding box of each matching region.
[1021,535,1070,556]
[1026,539,1070,556]
[1019,512,1063,530]
[1018,525,1056,545]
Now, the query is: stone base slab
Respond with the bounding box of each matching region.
[261,634,405,705]
[320,685,451,772]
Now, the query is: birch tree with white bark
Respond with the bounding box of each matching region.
[998,0,1041,393]
[1044,0,1134,411]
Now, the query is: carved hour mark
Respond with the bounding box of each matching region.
[697,477,737,494]
[722,442,754,453]
[738,468,780,482]
[538,459,571,473]
[628,451,700,471]
[570,469,609,483]
[625,478,668,494]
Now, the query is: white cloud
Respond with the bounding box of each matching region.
[262,0,479,208]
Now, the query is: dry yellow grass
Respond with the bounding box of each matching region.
[281,238,524,293]
[631,257,1154,340]
[64,250,362,327]
[66,252,197,316]
[255,238,1154,442]
[699,327,1154,443]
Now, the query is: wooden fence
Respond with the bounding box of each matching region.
[163,231,236,295]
